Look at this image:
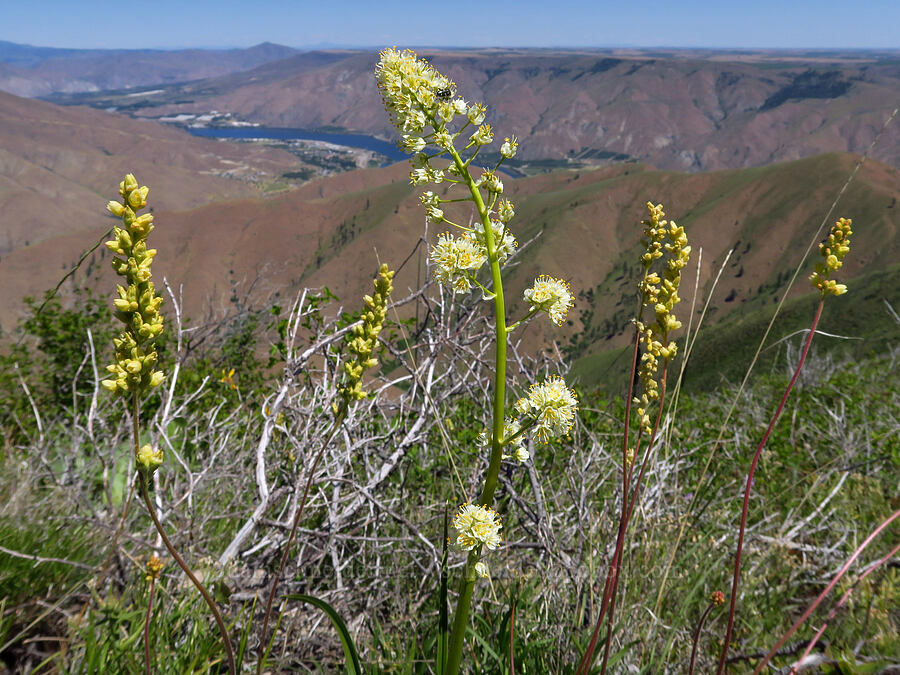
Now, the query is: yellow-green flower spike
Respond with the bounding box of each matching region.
[145,554,164,582]
[810,217,852,297]
[634,202,690,435]
[101,174,166,398]
[334,264,394,414]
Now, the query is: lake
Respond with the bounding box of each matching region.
[188,126,524,177]
[187,126,406,163]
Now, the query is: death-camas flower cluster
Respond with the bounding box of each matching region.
[452,503,502,551]
[376,48,580,457]
[375,48,572,328]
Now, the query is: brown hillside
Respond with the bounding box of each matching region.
[0,43,299,98]
[0,90,303,258]
[1,152,897,352]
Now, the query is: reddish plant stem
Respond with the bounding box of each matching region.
[599,371,668,675]
[622,333,641,499]
[140,477,235,674]
[144,578,156,675]
[577,361,670,675]
[257,414,344,675]
[688,601,717,675]
[96,481,136,587]
[575,330,642,675]
[792,539,900,671]
[715,300,824,675]
[751,508,900,675]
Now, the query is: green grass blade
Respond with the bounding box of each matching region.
[438,502,450,674]
[288,593,363,675]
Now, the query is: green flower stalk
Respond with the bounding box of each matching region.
[259,264,394,675]
[375,48,578,675]
[101,175,235,674]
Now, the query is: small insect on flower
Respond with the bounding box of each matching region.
[435,86,455,100]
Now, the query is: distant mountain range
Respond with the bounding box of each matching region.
[0,41,298,97]
[27,46,900,173]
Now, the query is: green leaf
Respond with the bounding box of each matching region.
[287,593,363,675]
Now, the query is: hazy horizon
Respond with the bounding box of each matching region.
[4,39,900,54]
[2,0,899,51]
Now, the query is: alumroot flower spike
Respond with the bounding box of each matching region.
[810,217,852,296]
[101,174,166,475]
[101,174,166,400]
[334,264,394,412]
[633,202,690,435]
[145,554,164,582]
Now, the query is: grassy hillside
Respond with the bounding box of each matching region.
[573,261,900,392]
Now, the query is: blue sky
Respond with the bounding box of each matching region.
[2,0,898,50]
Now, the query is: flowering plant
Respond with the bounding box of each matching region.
[376,47,588,674]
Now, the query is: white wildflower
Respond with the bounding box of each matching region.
[523,275,574,325]
[500,135,518,159]
[452,503,502,551]
[430,232,487,293]
[517,375,578,443]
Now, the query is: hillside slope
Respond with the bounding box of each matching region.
[0,90,303,260]
[0,42,298,97]
[2,152,897,383]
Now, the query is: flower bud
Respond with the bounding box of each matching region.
[128,185,149,209]
[136,444,164,472]
[120,173,138,195]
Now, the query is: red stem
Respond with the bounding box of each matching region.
[752,509,900,674]
[575,331,642,675]
[140,478,235,674]
[688,601,717,675]
[599,371,668,675]
[144,578,156,675]
[793,539,900,668]
[791,538,900,671]
[715,300,824,675]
